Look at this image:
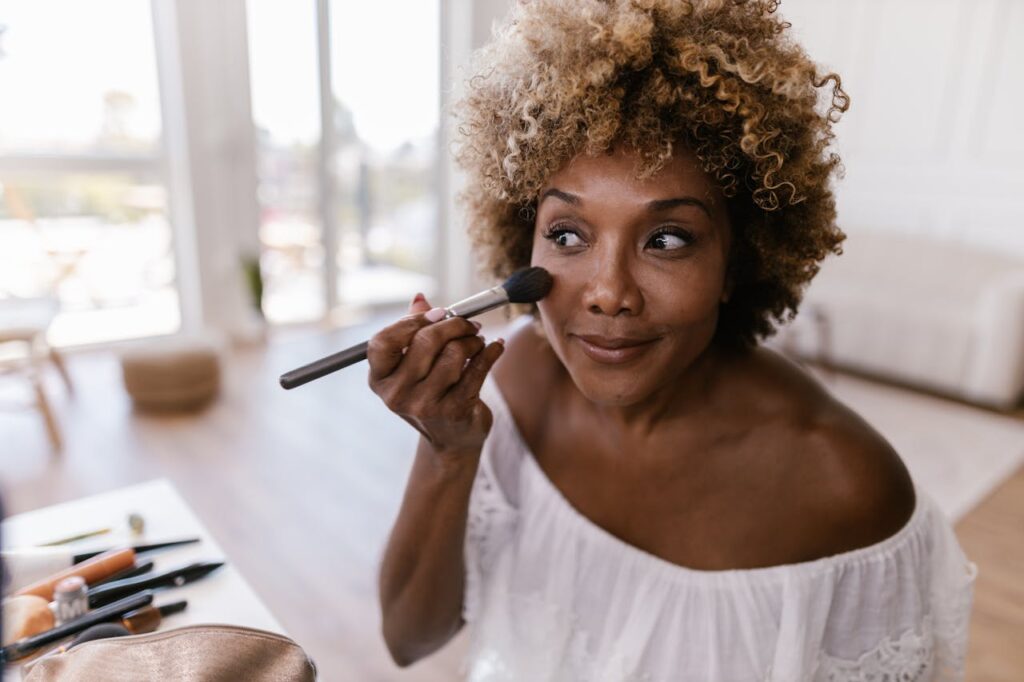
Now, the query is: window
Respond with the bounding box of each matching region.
[0,0,180,346]
[248,0,440,326]
[329,0,440,308]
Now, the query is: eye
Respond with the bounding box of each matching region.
[542,224,586,248]
[647,229,693,251]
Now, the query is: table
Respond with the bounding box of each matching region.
[2,479,284,680]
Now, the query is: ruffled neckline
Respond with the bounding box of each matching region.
[483,374,931,587]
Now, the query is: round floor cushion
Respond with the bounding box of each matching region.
[121,338,221,411]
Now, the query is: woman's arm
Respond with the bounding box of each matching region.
[378,437,479,666]
[368,295,504,666]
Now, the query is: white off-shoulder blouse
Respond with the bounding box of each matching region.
[462,374,977,682]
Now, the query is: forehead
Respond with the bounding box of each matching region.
[540,146,724,208]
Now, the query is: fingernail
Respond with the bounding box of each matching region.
[413,292,425,304]
[425,307,446,322]
[496,337,506,345]
[471,321,482,331]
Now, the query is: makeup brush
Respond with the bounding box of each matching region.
[87,561,224,608]
[72,538,200,564]
[89,560,155,588]
[279,266,553,389]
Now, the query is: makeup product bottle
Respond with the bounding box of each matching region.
[51,576,88,625]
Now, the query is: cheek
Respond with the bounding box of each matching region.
[672,267,727,311]
[529,234,555,270]
[530,238,584,312]
[633,259,727,317]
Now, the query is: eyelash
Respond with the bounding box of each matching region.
[541,223,695,251]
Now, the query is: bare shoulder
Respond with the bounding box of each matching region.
[738,346,918,554]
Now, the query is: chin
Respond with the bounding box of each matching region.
[563,364,658,407]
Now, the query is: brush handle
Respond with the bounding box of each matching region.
[279,341,370,389]
[14,549,135,601]
[279,286,513,390]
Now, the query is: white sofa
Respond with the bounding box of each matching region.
[771,229,1024,409]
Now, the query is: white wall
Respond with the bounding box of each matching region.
[780,0,1024,255]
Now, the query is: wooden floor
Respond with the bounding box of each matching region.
[1,318,1021,681]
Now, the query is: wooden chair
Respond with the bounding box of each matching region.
[0,296,72,451]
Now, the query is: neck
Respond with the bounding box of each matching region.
[584,341,732,443]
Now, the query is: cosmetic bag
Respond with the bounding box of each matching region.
[23,624,317,681]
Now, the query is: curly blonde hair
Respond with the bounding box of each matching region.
[455,0,850,348]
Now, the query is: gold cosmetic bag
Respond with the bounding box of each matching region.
[23,624,316,681]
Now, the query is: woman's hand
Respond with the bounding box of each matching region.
[368,293,505,459]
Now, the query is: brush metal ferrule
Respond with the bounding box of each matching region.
[444,286,509,319]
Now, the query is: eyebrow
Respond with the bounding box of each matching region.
[540,188,712,219]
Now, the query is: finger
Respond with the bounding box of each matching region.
[446,338,505,403]
[395,316,482,384]
[407,292,432,315]
[366,311,441,381]
[419,334,487,394]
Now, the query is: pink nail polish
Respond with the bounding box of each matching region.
[413,292,425,304]
[425,307,446,322]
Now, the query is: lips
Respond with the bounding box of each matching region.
[571,333,660,364]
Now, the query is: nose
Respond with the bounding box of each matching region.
[582,245,643,317]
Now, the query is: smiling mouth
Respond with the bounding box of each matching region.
[571,334,660,364]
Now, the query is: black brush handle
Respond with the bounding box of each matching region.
[279,267,550,391]
[279,341,369,389]
[88,562,223,608]
[73,538,201,564]
[90,560,155,587]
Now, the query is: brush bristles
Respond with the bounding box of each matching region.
[502,267,553,304]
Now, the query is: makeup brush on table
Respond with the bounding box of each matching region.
[87,561,224,608]
[279,266,553,389]
[72,538,200,564]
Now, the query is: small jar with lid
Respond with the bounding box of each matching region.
[51,575,89,625]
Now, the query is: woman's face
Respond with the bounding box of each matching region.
[531,146,732,407]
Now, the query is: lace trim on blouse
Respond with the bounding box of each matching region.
[463,375,978,681]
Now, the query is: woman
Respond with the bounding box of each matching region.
[373,1,976,679]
